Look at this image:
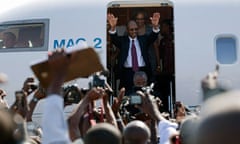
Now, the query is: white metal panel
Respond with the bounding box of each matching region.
[174,0,240,105]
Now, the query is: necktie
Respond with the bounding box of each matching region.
[131,40,139,72]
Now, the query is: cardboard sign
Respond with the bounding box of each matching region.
[31,48,104,88]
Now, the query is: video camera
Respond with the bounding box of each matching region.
[63,84,81,104]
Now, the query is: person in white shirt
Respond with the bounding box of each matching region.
[41,48,114,144]
[136,91,178,144]
[42,48,72,144]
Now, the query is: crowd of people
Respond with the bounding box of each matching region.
[0,11,240,144]
[1,48,238,144]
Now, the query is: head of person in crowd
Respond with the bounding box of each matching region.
[133,9,150,36]
[160,19,172,36]
[174,101,186,123]
[123,120,151,144]
[84,123,122,144]
[133,71,148,88]
[0,88,9,109]
[179,115,199,144]
[0,109,18,144]
[196,90,240,144]
[2,32,17,48]
[126,20,138,39]
[134,10,147,28]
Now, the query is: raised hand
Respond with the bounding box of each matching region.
[22,77,38,95]
[136,91,164,121]
[107,13,118,30]
[112,88,125,114]
[34,86,47,100]
[150,12,160,28]
[85,87,105,102]
[47,48,70,96]
[12,91,29,118]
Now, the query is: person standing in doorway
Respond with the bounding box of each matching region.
[107,12,160,94]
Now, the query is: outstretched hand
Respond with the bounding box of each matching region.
[107,13,118,30]
[48,48,70,79]
[150,12,160,28]
[85,87,106,102]
[34,86,47,100]
[136,91,164,121]
[112,88,125,114]
[47,48,70,96]
[22,77,37,96]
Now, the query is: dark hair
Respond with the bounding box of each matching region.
[3,32,16,41]
[0,109,18,144]
[132,8,148,21]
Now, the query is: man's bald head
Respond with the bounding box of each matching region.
[84,123,122,144]
[123,120,150,144]
[196,90,240,144]
[126,20,138,39]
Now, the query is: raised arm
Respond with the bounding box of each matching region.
[150,12,160,30]
[112,88,126,131]
[42,48,71,144]
[136,91,165,122]
[102,88,118,127]
[107,13,118,31]
[68,87,105,141]
[26,87,46,122]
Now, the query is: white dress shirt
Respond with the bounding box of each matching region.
[42,94,71,144]
[124,37,145,68]
[158,119,178,144]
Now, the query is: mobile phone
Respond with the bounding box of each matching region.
[29,83,38,91]
[15,90,25,107]
[130,95,142,105]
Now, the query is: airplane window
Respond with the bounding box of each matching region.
[216,37,237,64]
[0,23,44,49]
[0,19,49,52]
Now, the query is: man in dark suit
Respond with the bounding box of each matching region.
[107,12,160,94]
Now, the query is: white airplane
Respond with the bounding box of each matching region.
[0,0,239,121]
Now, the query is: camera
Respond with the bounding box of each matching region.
[126,84,155,106]
[128,86,144,105]
[62,72,108,104]
[29,83,38,91]
[89,75,105,88]
[63,85,81,104]
[129,93,142,105]
[83,73,108,92]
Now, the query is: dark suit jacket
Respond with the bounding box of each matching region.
[110,31,159,70]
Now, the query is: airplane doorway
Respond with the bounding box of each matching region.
[107,0,175,113]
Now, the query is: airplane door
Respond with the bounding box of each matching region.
[107,0,175,113]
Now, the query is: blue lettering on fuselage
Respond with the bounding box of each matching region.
[53,37,102,49]
[53,39,65,48]
[66,39,74,48]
